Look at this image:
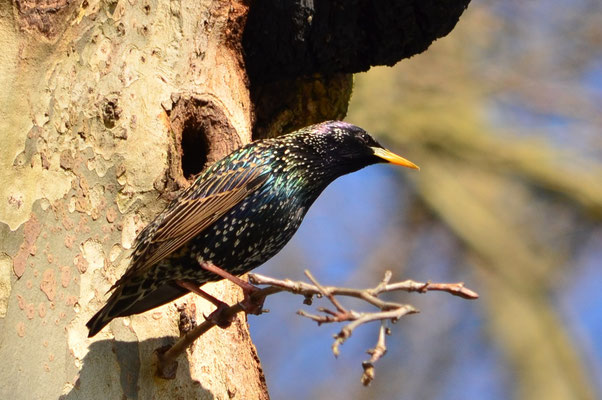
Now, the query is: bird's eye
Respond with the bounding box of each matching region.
[358,133,372,145]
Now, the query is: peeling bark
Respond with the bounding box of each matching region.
[1,0,267,398]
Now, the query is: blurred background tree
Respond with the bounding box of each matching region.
[250,0,602,399]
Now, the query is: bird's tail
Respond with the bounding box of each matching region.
[86,280,189,337]
[86,287,132,337]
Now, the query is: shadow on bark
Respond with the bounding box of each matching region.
[60,337,213,400]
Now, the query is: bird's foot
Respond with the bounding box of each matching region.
[205,302,234,329]
[240,286,267,315]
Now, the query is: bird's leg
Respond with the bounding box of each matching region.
[176,280,227,307]
[198,261,256,292]
[199,261,266,315]
[176,281,232,328]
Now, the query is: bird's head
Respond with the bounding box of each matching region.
[299,121,419,174]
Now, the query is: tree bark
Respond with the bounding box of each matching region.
[0,0,268,398]
[0,0,469,398]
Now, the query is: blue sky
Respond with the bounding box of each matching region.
[248,2,602,398]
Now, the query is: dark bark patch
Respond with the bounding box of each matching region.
[223,0,250,70]
[243,0,470,83]
[15,0,74,40]
[60,150,74,170]
[251,73,352,140]
[101,97,121,129]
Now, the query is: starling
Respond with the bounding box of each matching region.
[87,121,418,337]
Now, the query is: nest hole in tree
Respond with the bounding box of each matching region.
[180,120,209,179]
[168,95,243,186]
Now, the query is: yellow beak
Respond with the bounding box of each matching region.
[371,147,420,170]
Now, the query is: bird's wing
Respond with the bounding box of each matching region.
[113,163,269,288]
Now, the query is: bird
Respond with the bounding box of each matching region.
[86,120,419,337]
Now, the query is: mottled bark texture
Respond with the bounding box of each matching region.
[0,0,469,398]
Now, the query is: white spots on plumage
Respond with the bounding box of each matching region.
[157,121,379,285]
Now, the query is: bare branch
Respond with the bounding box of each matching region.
[384,280,480,300]
[155,270,478,383]
[249,271,479,301]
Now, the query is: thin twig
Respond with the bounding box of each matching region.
[332,305,417,357]
[362,323,389,386]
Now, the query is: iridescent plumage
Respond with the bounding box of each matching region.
[87,121,418,336]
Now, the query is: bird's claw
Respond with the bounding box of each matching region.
[240,288,267,315]
[204,302,233,328]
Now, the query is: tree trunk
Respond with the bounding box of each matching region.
[0,0,268,398]
[0,0,469,398]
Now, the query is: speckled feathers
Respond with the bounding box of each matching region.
[86,121,416,336]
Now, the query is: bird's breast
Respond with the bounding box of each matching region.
[188,184,311,277]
